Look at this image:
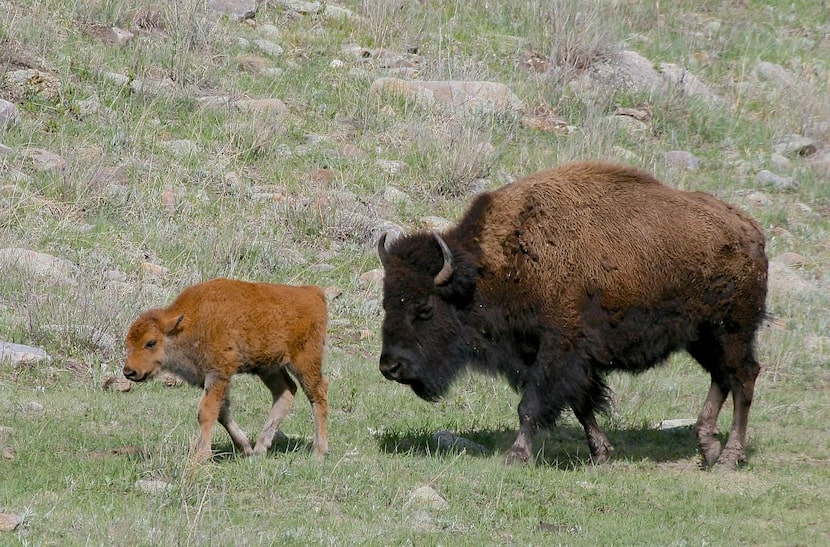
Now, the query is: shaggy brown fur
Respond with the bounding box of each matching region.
[124,278,329,462]
[379,161,767,468]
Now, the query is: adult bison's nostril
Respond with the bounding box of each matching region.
[379,353,405,380]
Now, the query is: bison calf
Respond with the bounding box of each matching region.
[378,161,768,468]
[124,278,329,461]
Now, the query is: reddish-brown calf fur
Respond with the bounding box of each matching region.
[124,278,328,461]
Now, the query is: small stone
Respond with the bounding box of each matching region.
[341,144,367,160]
[421,216,453,231]
[359,269,384,287]
[135,479,173,494]
[775,252,807,267]
[161,188,177,212]
[0,513,22,532]
[232,98,288,116]
[2,447,14,460]
[103,376,133,392]
[409,486,449,510]
[654,418,697,430]
[159,372,184,387]
[111,27,135,45]
[383,186,411,205]
[745,191,772,207]
[324,286,343,299]
[254,39,284,58]
[663,150,701,171]
[141,262,170,277]
[376,159,405,175]
[160,139,199,156]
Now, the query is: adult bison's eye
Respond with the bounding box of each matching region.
[145,339,157,349]
[415,299,434,321]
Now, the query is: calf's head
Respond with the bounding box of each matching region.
[123,311,184,382]
[377,231,476,401]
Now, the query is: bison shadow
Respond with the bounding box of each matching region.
[377,423,716,469]
[210,434,314,462]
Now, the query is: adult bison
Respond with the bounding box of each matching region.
[377,161,767,468]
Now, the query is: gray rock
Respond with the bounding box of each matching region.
[3,69,61,100]
[755,61,795,88]
[0,513,22,532]
[432,430,490,455]
[323,4,356,19]
[160,139,199,156]
[102,72,130,86]
[376,159,406,175]
[253,39,284,58]
[663,150,701,171]
[654,418,696,430]
[370,78,523,114]
[0,99,21,131]
[0,248,79,285]
[773,134,817,158]
[769,152,792,171]
[277,1,322,14]
[659,63,722,103]
[111,27,135,45]
[756,169,797,190]
[207,0,257,21]
[23,147,66,171]
[0,341,51,366]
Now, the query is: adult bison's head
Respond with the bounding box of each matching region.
[377,231,477,401]
[123,311,184,382]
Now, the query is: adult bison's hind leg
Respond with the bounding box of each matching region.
[689,331,760,469]
[718,345,760,468]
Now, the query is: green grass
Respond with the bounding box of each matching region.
[2,0,830,544]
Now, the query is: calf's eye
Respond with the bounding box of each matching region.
[145,339,157,349]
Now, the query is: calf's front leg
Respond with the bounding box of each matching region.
[193,375,231,462]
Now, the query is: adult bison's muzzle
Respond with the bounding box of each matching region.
[378,352,405,381]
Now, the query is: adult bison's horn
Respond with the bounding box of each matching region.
[378,232,391,267]
[433,232,454,286]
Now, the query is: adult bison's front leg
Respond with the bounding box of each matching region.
[505,381,548,464]
[505,411,535,464]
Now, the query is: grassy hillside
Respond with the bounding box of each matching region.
[1,0,829,544]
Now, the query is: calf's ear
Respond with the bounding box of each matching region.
[163,314,185,336]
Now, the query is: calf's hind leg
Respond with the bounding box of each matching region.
[289,352,329,458]
[219,396,254,456]
[253,367,297,456]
